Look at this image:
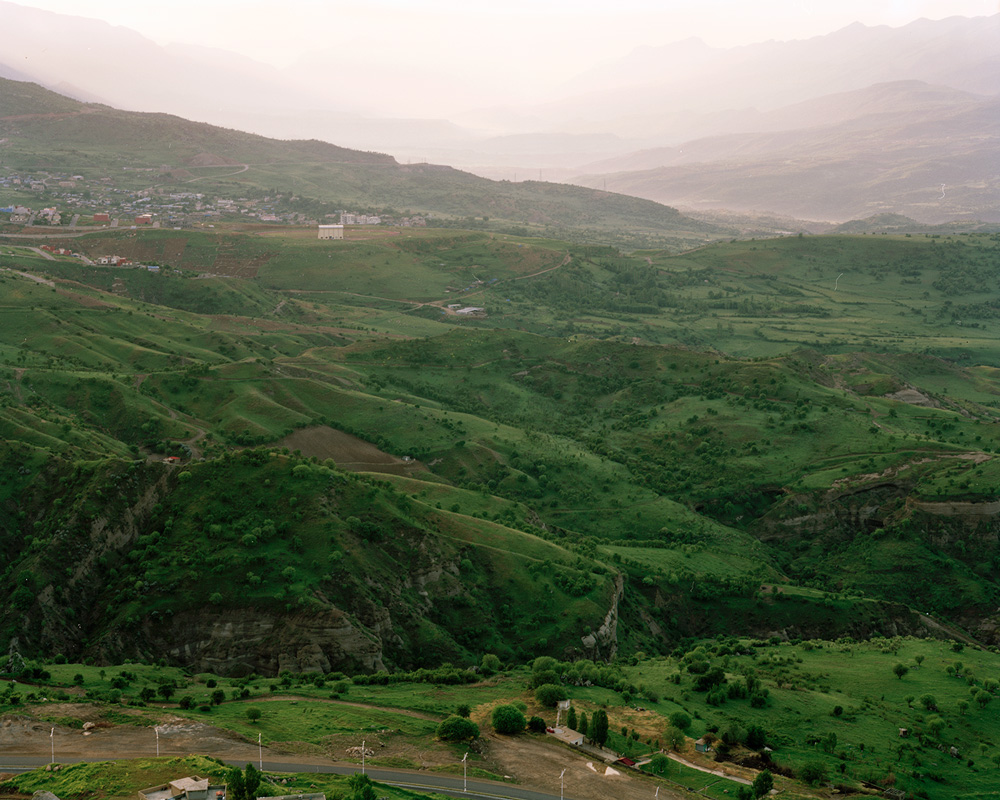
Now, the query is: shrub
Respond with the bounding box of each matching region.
[531,669,561,689]
[437,715,480,741]
[751,769,773,798]
[745,724,767,750]
[528,716,547,733]
[535,683,568,707]
[799,761,828,785]
[481,653,501,675]
[669,711,692,731]
[492,705,527,735]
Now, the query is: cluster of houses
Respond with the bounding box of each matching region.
[39,245,79,257]
[339,213,381,225]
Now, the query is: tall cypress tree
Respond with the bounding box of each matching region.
[227,767,246,800]
[591,710,609,747]
[244,764,261,800]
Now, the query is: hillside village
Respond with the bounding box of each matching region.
[0,169,424,231]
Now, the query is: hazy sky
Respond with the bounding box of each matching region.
[10,0,1000,111]
[16,0,999,64]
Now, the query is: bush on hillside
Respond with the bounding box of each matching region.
[491,704,527,735]
[437,715,480,741]
[534,683,568,707]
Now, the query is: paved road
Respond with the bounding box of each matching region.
[0,757,578,800]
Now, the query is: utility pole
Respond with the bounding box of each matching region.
[463,752,468,792]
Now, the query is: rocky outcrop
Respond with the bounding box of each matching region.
[911,499,1000,517]
[581,574,623,661]
[144,606,385,677]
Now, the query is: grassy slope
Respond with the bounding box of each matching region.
[3,228,1000,667]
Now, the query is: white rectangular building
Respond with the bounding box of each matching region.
[318,224,344,240]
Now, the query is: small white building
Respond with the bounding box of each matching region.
[318,224,344,240]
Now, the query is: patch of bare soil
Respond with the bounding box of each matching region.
[278,426,429,478]
[186,153,241,167]
[484,734,684,800]
[0,710,257,761]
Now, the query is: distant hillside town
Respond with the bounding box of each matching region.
[0,170,425,230]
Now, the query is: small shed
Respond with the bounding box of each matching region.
[695,738,711,753]
[170,779,209,800]
[548,727,584,746]
[898,728,909,738]
[318,225,344,240]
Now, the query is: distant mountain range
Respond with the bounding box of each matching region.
[565,81,1000,223]
[0,2,996,223]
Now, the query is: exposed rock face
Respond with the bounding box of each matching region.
[754,478,1000,645]
[885,388,939,408]
[581,574,623,660]
[145,607,385,676]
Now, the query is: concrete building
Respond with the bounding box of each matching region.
[318,224,344,240]
[138,776,224,800]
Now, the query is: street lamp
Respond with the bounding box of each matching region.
[258,732,262,770]
[560,768,566,800]
[50,727,54,764]
[362,739,366,775]
[156,727,159,757]
[462,752,468,792]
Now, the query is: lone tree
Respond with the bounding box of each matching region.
[647,754,671,776]
[246,707,262,723]
[893,663,909,680]
[663,723,685,751]
[156,684,175,701]
[491,704,527,735]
